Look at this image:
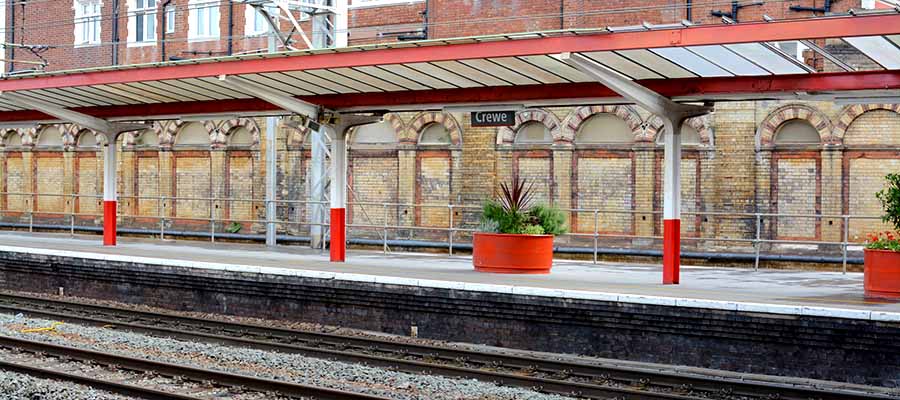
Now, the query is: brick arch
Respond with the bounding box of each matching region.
[757,104,834,148]
[32,124,69,150]
[496,108,562,145]
[408,112,461,146]
[0,129,24,149]
[833,104,900,142]
[166,119,217,149]
[560,105,644,143]
[347,112,405,145]
[646,115,714,146]
[218,118,261,149]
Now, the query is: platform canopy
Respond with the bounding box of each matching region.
[0,11,900,123]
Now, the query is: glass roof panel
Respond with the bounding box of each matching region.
[616,49,695,79]
[581,51,663,80]
[650,47,732,77]
[724,43,807,75]
[844,36,900,69]
[686,45,770,76]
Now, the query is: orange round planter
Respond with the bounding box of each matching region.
[864,249,900,300]
[472,232,554,274]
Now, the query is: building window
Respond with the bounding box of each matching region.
[775,41,809,63]
[133,0,157,43]
[75,0,102,46]
[165,4,176,33]
[189,0,221,40]
[244,4,268,36]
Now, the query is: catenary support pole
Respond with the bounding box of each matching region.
[103,135,118,246]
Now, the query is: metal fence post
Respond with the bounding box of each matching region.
[70,194,76,237]
[754,214,761,271]
[842,215,850,274]
[160,195,166,241]
[210,198,215,243]
[593,210,599,264]
[383,203,388,254]
[448,204,454,256]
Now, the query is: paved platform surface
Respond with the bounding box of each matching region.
[0,232,897,319]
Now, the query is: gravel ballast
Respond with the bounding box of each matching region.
[0,312,575,400]
[0,369,134,400]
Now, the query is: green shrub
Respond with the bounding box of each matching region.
[479,176,568,236]
[867,174,900,252]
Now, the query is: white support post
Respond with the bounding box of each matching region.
[265,116,278,246]
[334,0,349,48]
[103,135,118,246]
[662,117,684,284]
[309,124,327,249]
[559,52,711,285]
[329,128,347,262]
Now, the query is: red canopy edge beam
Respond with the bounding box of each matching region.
[0,70,897,122]
[0,14,898,92]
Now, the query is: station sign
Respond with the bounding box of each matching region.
[471,111,516,127]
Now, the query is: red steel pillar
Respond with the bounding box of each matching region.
[102,136,117,246]
[662,117,684,285]
[330,130,347,262]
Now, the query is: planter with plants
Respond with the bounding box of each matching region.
[473,177,567,274]
[864,173,900,299]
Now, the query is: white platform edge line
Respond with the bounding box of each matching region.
[0,245,893,321]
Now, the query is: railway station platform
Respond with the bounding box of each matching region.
[0,231,898,386]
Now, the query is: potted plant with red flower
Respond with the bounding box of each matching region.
[864,173,900,299]
[473,177,567,274]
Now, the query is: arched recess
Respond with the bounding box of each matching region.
[2,130,29,214]
[838,105,900,240]
[347,114,405,234]
[172,121,213,223]
[648,115,714,238]
[764,116,825,241]
[414,121,457,229]
[407,112,461,146]
[497,109,562,145]
[219,119,260,225]
[71,129,103,219]
[33,126,66,214]
[566,106,643,235]
[128,125,164,221]
[757,104,834,149]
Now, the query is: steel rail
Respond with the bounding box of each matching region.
[0,359,203,400]
[0,293,892,400]
[0,333,389,400]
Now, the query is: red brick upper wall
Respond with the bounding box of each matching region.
[4,0,863,73]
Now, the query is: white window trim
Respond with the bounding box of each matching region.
[74,0,103,47]
[165,4,176,34]
[244,4,268,37]
[349,0,424,9]
[188,0,221,42]
[127,0,158,47]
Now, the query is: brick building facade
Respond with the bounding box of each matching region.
[1,0,899,256]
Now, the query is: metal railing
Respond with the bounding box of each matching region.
[0,191,886,272]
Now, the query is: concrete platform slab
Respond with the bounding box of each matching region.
[0,232,894,319]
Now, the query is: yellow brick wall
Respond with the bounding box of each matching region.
[775,158,818,239]
[848,158,900,241]
[228,155,254,222]
[35,156,65,213]
[5,157,25,212]
[845,110,900,147]
[175,156,212,220]
[516,156,553,206]
[575,157,633,233]
[136,156,160,217]
[77,156,99,216]
[418,156,450,228]
[350,156,398,226]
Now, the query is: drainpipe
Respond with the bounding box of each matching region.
[686,0,692,21]
[559,0,564,29]
[227,0,234,56]
[423,0,429,39]
[7,0,14,73]
[161,0,172,62]
[112,0,120,65]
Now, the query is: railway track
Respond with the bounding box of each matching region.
[0,334,387,400]
[0,292,894,400]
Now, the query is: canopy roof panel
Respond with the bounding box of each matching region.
[1,12,900,122]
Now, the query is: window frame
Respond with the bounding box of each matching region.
[189,0,221,41]
[165,4,176,34]
[74,0,102,46]
[132,0,157,44]
[244,4,268,37]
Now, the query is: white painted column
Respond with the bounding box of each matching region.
[309,125,327,249]
[662,117,683,284]
[265,17,278,247]
[329,128,347,262]
[334,0,349,48]
[103,134,118,246]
